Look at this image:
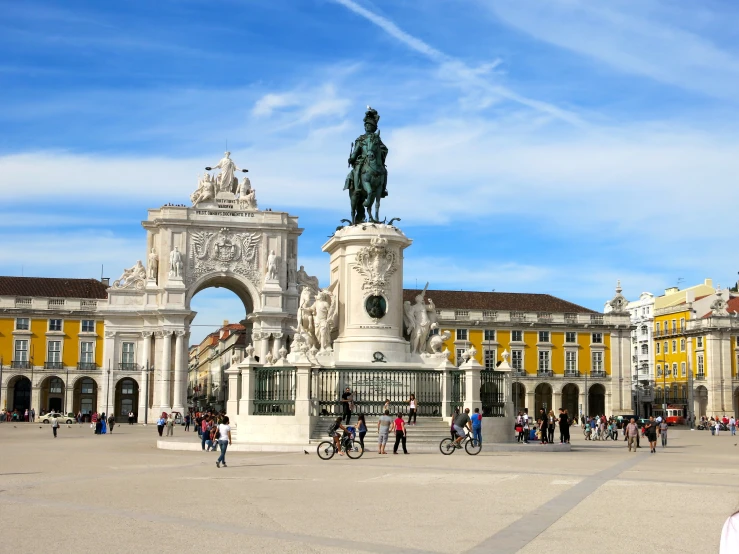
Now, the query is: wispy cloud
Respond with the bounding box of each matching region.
[331,0,585,125]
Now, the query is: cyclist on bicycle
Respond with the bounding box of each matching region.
[453,408,472,448]
[327,416,351,455]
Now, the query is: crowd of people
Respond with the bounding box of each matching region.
[514,408,572,444]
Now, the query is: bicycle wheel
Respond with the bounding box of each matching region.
[316,440,336,460]
[439,437,456,455]
[345,440,364,459]
[465,438,482,455]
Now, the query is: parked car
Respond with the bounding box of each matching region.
[39,412,75,425]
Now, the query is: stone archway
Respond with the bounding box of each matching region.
[8,375,31,414]
[512,382,526,415]
[562,383,579,417]
[695,385,708,418]
[39,376,65,414]
[588,384,606,416]
[535,383,553,415]
[115,378,139,422]
[73,377,98,420]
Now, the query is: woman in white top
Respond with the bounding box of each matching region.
[721,512,739,553]
[215,416,232,468]
[407,394,417,426]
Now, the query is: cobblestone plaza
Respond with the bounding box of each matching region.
[0,424,735,553]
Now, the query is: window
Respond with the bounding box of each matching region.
[121,342,135,365]
[49,377,63,394]
[592,351,603,371]
[671,319,677,331]
[15,318,29,330]
[80,342,94,363]
[592,333,603,344]
[681,362,686,377]
[81,320,95,333]
[680,318,685,330]
[656,342,660,354]
[641,344,648,355]
[456,329,468,341]
[14,339,29,361]
[672,340,677,353]
[696,337,703,348]
[429,327,439,336]
[565,351,577,372]
[511,330,523,342]
[47,341,61,363]
[641,325,648,336]
[663,341,668,354]
[538,350,550,372]
[656,364,662,376]
[697,354,704,375]
[81,378,94,394]
[49,319,62,332]
[538,331,550,343]
[483,329,495,342]
[680,339,685,352]
[672,363,679,376]
[121,381,134,395]
[484,349,496,370]
[511,349,523,370]
[565,332,576,343]
[456,348,466,367]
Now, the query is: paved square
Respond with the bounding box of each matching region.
[0,424,735,553]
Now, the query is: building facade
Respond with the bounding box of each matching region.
[403,285,633,418]
[624,292,655,416]
[0,277,108,418]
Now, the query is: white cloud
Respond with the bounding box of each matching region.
[485,0,739,97]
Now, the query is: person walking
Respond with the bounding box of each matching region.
[101,413,107,434]
[51,413,59,438]
[166,414,175,437]
[184,414,190,432]
[515,412,524,443]
[107,414,116,434]
[716,417,721,436]
[30,408,35,423]
[470,407,482,446]
[659,419,668,448]
[355,413,367,452]
[558,408,568,444]
[341,387,354,425]
[392,412,408,454]
[730,416,736,436]
[522,411,530,444]
[626,418,639,452]
[644,416,658,453]
[24,409,29,422]
[538,408,548,444]
[201,416,211,450]
[157,415,165,437]
[215,416,232,468]
[128,410,135,425]
[377,410,392,454]
[407,394,417,426]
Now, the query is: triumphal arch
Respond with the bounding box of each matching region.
[99,153,316,420]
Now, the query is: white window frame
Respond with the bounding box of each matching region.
[483,329,495,342]
[680,339,685,352]
[511,349,523,370]
[80,341,95,364]
[456,329,468,341]
[697,354,704,375]
[47,340,62,363]
[565,331,576,343]
[81,319,95,333]
[681,362,686,377]
[15,318,29,331]
[641,344,648,355]
[538,331,550,343]
[656,342,660,354]
[672,340,677,353]
[538,350,551,372]
[592,332,603,344]
[14,339,29,362]
[48,319,63,332]
[455,348,466,367]
[592,351,603,372]
[511,330,523,342]
[696,337,703,348]
[121,342,136,365]
[656,364,662,377]
[565,351,577,372]
[484,348,497,370]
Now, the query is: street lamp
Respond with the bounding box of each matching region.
[144,363,154,425]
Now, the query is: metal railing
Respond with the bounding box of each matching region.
[77,362,98,371]
[44,361,64,369]
[118,362,139,371]
[537,369,553,377]
[315,368,442,417]
[450,370,465,415]
[254,367,296,415]
[695,374,706,380]
[11,360,31,369]
[590,370,608,378]
[564,370,581,377]
[480,370,505,416]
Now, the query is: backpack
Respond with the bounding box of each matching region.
[327,421,340,437]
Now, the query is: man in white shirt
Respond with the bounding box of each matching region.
[730,417,736,436]
[51,414,59,438]
[215,416,232,468]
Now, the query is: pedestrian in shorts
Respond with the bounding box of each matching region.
[377,410,392,454]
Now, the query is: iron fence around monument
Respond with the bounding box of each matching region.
[253,367,296,416]
[480,369,506,417]
[315,368,442,417]
[450,370,465,415]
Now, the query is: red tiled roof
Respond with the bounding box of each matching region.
[701,296,739,318]
[0,276,108,299]
[402,289,596,314]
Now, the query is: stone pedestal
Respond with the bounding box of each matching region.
[322,225,412,365]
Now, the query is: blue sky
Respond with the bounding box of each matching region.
[2,0,739,343]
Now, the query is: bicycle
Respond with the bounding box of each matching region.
[317,433,364,460]
[439,430,482,455]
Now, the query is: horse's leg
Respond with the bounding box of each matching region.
[374,197,381,223]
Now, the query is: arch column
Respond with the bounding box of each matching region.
[552,389,562,412]
[172,330,186,414]
[273,332,283,358]
[158,331,172,412]
[140,331,153,420]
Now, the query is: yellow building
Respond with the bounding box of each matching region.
[403,286,632,418]
[0,276,107,418]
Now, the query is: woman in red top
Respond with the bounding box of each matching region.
[393,412,408,454]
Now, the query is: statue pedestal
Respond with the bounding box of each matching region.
[322,224,412,365]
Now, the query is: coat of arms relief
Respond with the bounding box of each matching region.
[188,227,261,285]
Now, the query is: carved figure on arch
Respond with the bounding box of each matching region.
[297,286,316,348]
[113,260,147,290]
[205,151,247,194]
[265,250,280,281]
[427,325,451,355]
[296,265,320,292]
[237,177,258,210]
[190,173,215,205]
[147,248,158,281]
[169,246,184,278]
[311,283,339,353]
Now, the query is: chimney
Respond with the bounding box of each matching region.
[685,290,695,304]
[665,287,679,295]
[101,277,110,286]
[223,319,229,327]
[705,278,713,287]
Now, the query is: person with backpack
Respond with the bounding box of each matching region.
[327,416,350,455]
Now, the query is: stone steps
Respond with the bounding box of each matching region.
[310,417,453,444]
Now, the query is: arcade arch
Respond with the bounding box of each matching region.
[115,378,139,422]
[512,382,526,415]
[7,375,31,413]
[534,383,552,415]
[561,383,579,417]
[39,376,65,413]
[72,377,98,419]
[588,384,606,416]
[695,385,708,418]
